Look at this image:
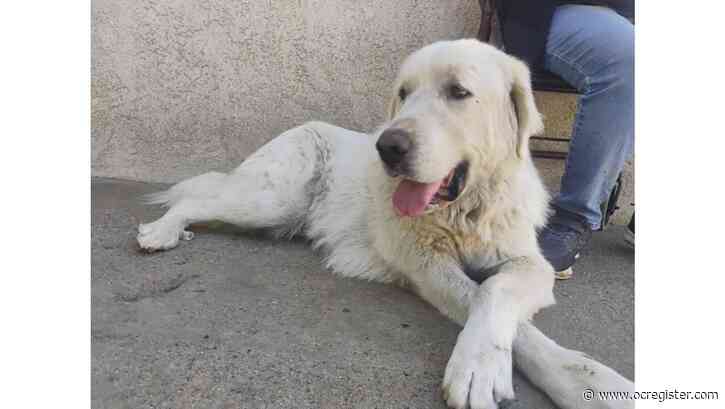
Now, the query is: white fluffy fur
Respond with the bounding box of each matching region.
[137,39,633,409]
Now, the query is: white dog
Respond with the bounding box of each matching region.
[137,39,633,409]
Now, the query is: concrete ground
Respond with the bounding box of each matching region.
[92,177,634,409]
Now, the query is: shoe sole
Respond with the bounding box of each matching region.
[555,267,573,280]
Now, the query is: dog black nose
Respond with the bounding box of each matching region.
[376,128,411,168]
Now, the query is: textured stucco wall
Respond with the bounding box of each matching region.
[92,0,481,182]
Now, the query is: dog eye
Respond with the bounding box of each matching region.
[448,84,472,100]
[398,87,408,101]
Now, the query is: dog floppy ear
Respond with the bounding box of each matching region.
[387,87,401,121]
[508,57,544,158]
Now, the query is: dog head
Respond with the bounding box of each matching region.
[377,39,543,217]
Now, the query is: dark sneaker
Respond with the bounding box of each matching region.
[624,212,634,248]
[538,207,593,279]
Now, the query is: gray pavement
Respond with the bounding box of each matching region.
[92,177,634,409]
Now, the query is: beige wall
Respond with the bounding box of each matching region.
[92,0,481,182]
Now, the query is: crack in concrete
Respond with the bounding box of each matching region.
[116,273,199,302]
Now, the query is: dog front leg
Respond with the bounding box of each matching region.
[438,257,555,409]
[513,321,634,409]
[417,257,631,409]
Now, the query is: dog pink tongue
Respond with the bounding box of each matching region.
[392,179,444,217]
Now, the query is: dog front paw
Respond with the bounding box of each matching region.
[442,335,514,409]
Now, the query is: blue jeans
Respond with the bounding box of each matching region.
[544,5,634,229]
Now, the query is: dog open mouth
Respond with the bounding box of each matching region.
[392,161,469,217]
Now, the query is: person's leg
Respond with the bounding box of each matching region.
[538,5,634,275]
[545,4,634,229]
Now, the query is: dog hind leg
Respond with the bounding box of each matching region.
[143,171,228,209]
[137,123,330,252]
